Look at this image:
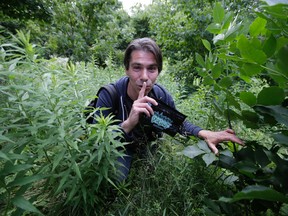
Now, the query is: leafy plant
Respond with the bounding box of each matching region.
[184,0,288,214]
[0,31,126,215]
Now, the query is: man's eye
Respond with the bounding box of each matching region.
[133,66,141,71]
[148,67,157,72]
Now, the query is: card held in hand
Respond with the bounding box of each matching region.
[143,99,187,136]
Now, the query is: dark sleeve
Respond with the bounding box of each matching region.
[95,88,114,118]
[95,88,134,142]
[160,89,203,137]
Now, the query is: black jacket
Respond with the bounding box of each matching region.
[96,76,202,146]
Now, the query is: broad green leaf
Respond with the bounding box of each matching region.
[198,140,211,153]
[203,76,215,85]
[254,105,288,126]
[241,63,263,76]
[249,17,267,37]
[241,110,259,123]
[276,45,288,76]
[272,132,288,147]
[255,148,270,167]
[218,77,232,88]
[211,63,222,79]
[12,196,43,215]
[237,35,267,64]
[202,39,211,51]
[182,145,205,159]
[220,185,288,203]
[257,86,285,105]
[263,35,277,58]
[206,23,222,34]
[213,2,225,24]
[239,92,257,107]
[202,153,217,166]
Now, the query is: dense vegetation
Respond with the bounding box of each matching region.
[0,0,287,215]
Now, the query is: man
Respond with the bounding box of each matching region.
[95,37,243,181]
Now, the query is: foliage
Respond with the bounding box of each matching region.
[106,139,238,215]
[183,0,288,214]
[0,31,126,215]
[0,0,53,33]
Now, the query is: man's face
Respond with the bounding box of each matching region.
[126,50,159,100]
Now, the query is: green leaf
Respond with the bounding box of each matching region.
[218,77,232,88]
[241,63,263,76]
[211,63,222,79]
[52,150,66,171]
[0,134,15,144]
[239,92,257,107]
[0,151,11,162]
[198,140,211,153]
[204,76,216,85]
[249,17,267,37]
[263,35,277,58]
[195,53,205,67]
[202,153,217,166]
[8,174,48,187]
[241,110,259,123]
[73,161,82,181]
[1,164,34,176]
[237,35,267,64]
[202,39,211,51]
[206,23,222,34]
[257,86,285,105]
[182,145,205,159]
[220,185,288,203]
[12,196,43,215]
[272,132,288,147]
[213,2,225,24]
[254,105,288,126]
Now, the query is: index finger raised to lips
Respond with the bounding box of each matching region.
[137,82,146,99]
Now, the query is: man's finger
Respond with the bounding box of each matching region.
[138,82,146,99]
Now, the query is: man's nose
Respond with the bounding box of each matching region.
[140,69,148,81]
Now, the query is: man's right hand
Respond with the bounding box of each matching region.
[121,82,158,134]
